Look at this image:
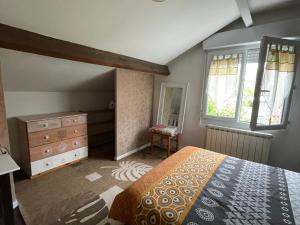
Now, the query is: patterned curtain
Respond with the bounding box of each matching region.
[209,54,240,76]
[207,54,242,117]
[266,44,296,72]
[258,43,297,125]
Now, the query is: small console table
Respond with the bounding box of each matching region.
[0,153,20,225]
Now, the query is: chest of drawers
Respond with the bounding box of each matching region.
[17,112,88,178]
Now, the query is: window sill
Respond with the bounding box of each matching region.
[201,117,276,137]
[201,116,252,131]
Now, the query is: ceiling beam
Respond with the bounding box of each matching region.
[0,23,170,75]
[235,0,253,27]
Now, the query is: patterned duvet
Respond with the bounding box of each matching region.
[109,146,300,225]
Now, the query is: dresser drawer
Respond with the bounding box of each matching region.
[28,129,62,148]
[28,126,87,148]
[73,147,88,161]
[30,144,56,161]
[31,147,88,176]
[69,136,88,150]
[31,157,55,175]
[43,159,54,170]
[27,119,61,133]
[65,124,87,139]
[31,151,72,176]
[62,115,87,127]
[29,136,88,161]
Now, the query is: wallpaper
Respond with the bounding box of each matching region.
[116,69,154,157]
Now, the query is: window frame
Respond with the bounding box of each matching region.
[202,44,261,129]
[250,36,299,130]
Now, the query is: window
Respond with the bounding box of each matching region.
[203,37,299,130]
[240,49,259,123]
[206,53,242,119]
[251,37,298,130]
[204,46,259,125]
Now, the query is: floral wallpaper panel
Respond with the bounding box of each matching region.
[116,68,154,157]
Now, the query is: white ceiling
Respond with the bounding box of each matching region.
[0,0,298,92]
[0,0,242,64]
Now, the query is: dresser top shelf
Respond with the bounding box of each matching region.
[17,112,88,122]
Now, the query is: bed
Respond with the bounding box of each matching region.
[109,146,300,225]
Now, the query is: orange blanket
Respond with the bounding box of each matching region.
[109,146,225,225]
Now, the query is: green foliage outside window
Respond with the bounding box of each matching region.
[207,97,235,118]
[239,87,255,122]
[207,86,254,121]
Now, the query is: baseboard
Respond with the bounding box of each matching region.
[13,200,18,209]
[114,143,150,161]
[152,143,185,151]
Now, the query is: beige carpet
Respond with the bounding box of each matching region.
[15,146,166,225]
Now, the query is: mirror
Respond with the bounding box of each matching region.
[157,82,189,133]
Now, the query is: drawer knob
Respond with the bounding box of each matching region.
[45,149,51,153]
[74,129,78,134]
[43,123,48,128]
[44,135,50,140]
[73,119,77,123]
[74,141,79,146]
[45,163,50,166]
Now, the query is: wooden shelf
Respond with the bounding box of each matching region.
[88,120,114,126]
[88,131,115,148]
[89,139,114,149]
[88,130,114,138]
[81,109,115,150]
[82,109,114,114]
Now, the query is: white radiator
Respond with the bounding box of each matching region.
[205,125,273,164]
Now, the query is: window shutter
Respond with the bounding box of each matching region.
[246,49,259,64]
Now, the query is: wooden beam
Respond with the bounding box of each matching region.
[235,0,253,27]
[0,23,170,75]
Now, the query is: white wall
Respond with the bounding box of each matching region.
[269,54,300,171]
[153,43,206,148]
[4,91,114,162]
[4,91,114,117]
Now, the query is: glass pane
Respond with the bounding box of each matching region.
[257,43,295,126]
[206,54,242,118]
[162,87,183,127]
[239,49,259,122]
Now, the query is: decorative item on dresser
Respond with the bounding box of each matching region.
[17,112,88,178]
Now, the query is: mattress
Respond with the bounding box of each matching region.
[109,146,300,225]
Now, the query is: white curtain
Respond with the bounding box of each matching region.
[207,54,242,117]
[258,44,296,125]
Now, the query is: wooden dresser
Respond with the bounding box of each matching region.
[17,112,88,178]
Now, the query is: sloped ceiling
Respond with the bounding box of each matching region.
[0,0,243,64]
[0,49,115,92]
[0,0,298,92]
[248,0,300,13]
